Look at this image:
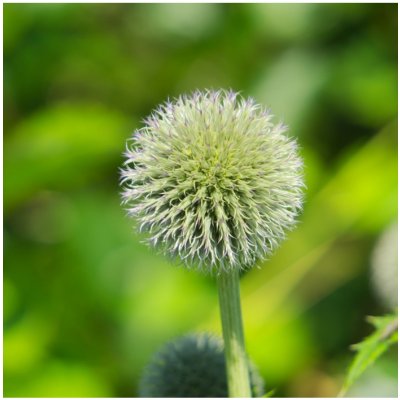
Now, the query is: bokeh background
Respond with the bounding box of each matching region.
[3,3,398,397]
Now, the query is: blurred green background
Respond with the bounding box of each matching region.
[3,3,398,397]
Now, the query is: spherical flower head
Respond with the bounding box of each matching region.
[121,89,304,273]
[139,333,265,397]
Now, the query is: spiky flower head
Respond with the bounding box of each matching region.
[121,89,303,273]
[139,333,265,397]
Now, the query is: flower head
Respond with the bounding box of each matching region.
[139,333,265,397]
[121,89,303,273]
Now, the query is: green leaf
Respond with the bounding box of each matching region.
[4,102,131,211]
[263,388,276,397]
[339,313,398,397]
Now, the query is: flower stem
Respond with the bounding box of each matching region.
[217,269,252,398]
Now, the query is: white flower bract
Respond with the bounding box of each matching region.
[121,89,304,273]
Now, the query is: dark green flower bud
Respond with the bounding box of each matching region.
[139,333,265,397]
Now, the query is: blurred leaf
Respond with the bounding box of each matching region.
[263,388,276,397]
[250,3,316,41]
[252,49,329,133]
[6,361,112,397]
[343,354,398,397]
[4,102,131,210]
[317,121,397,234]
[3,279,19,323]
[140,3,221,40]
[328,38,397,126]
[339,313,398,397]
[3,313,53,375]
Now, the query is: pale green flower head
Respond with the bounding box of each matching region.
[121,89,304,273]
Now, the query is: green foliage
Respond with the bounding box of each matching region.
[4,103,130,210]
[263,389,276,397]
[339,314,398,397]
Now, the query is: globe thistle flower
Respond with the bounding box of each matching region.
[371,222,398,310]
[139,333,265,397]
[121,89,304,273]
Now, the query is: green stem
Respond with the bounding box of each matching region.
[217,269,252,398]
